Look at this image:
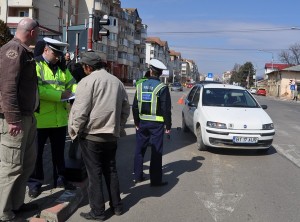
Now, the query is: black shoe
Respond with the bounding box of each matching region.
[56,177,77,190]
[64,182,77,190]
[80,211,105,221]
[13,203,39,213]
[114,208,123,216]
[28,187,41,198]
[110,207,123,216]
[133,176,145,184]
[150,181,168,187]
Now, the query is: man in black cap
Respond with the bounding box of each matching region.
[68,51,130,220]
[27,37,77,198]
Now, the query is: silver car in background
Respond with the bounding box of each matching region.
[170,82,183,91]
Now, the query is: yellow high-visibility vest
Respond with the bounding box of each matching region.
[35,61,77,128]
[137,82,165,122]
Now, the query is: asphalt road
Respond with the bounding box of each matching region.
[66,88,300,222]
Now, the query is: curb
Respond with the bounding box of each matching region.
[29,179,88,222]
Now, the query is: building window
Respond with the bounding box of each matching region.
[19,11,29,17]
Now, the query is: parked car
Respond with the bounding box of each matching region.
[170,82,183,91]
[249,87,257,94]
[256,88,266,96]
[182,83,275,152]
[186,82,195,88]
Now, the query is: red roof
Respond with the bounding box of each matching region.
[264,63,293,70]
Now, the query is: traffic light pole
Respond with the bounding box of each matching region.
[87,7,94,51]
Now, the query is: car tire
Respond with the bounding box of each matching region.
[196,127,207,151]
[182,116,189,132]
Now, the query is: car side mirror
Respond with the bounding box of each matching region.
[188,101,197,107]
[261,105,267,109]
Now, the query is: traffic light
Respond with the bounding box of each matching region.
[99,15,110,37]
[93,15,110,41]
[93,17,100,41]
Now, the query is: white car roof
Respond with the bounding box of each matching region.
[203,84,245,90]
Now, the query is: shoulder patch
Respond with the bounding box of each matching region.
[6,50,18,59]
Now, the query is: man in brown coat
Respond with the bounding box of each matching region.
[0,18,39,221]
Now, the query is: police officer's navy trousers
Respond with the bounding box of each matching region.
[28,126,67,188]
[79,139,122,215]
[134,120,164,184]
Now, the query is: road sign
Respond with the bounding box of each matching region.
[207,73,213,78]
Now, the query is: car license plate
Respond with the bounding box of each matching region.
[233,136,258,143]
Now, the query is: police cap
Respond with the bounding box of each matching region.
[149,59,167,71]
[43,37,68,54]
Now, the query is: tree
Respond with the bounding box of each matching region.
[230,62,255,87]
[0,19,13,47]
[278,43,300,65]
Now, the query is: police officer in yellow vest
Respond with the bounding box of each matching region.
[28,37,77,198]
[132,59,172,186]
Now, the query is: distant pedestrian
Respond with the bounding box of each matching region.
[132,59,172,186]
[293,85,298,101]
[133,79,136,87]
[0,18,40,221]
[290,82,296,100]
[68,51,130,220]
[27,37,77,199]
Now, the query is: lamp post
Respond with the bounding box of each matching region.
[54,4,69,47]
[259,49,274,71]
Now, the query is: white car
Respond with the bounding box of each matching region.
[249,87,257,94]
[182,83,275,152]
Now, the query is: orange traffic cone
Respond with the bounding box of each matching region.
[177,95,184,104]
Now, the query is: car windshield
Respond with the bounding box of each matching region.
[202,88,259,108]
[173,83,181,86]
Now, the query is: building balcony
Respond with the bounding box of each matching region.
[8,0,34,6]
[118,58,128,65]
[118,45,128,52]
[107,54,118,62]
[134,39,141,45]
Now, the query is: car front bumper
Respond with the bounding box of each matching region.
[204,128,275,149]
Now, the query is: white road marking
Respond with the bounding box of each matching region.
[273,143,300,168]
[195,154,243,222]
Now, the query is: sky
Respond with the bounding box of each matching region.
[121,0,300,78]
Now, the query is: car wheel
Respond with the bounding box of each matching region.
[182,116,189,132]
[196,127,207,151]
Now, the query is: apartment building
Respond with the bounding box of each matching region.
[0,0,64,37]
[1,0,199,83]
[169,49,182,83]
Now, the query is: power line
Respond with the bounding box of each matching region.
[149,27,300,34]
[170,46,286,52]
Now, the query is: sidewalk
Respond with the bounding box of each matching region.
[18,140,88,222]
[16,87,136,222]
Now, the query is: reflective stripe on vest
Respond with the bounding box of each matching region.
[137,82,165,122]
[36,62,76,87]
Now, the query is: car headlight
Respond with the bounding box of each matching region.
[207,121,227,129]
[262,123,274,130]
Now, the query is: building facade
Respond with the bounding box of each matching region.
[0,0,199,84]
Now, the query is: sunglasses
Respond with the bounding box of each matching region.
[28,21,39,31]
